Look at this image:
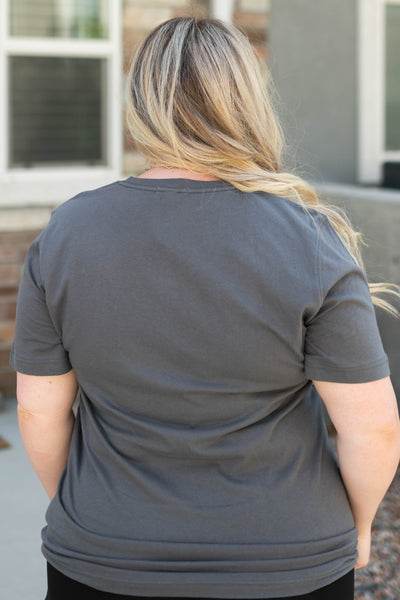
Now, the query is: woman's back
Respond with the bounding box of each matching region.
[12,175,389,596]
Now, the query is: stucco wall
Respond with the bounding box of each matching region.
[319,184,400,397]
[269,0,358,185]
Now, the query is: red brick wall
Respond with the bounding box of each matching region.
[234,0,269,61]
[0,231,42,397]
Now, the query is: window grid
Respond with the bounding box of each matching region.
[0,0,122,205]
[9,0,109,39]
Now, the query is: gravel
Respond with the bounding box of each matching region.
[355,467,400,599]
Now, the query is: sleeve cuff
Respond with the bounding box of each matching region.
[304,355,390,383]
[9,352,72,376]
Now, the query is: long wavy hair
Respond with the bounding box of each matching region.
[126,17,399,315]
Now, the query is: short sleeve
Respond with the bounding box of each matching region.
[303,215,390,383]
[9,235,72,376]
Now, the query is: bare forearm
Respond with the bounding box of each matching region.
[18,406,75,500]
[337,430,400,534]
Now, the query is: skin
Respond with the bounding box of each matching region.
[16,167,400,570]
[17,370,78,500]
[313,377,400,569]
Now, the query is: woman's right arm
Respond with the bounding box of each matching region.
[313,376,400,569]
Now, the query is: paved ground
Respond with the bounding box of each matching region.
[1,396,399,600]
[0,397,48,600]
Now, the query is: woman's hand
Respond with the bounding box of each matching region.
[355,529,371,570]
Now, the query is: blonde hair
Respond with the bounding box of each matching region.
[126,17,399,316]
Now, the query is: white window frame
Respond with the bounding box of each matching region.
[0,0,122,206]
[211,0,234,23]
[358,0,400,184]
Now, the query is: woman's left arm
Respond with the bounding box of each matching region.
[16,370,78,500]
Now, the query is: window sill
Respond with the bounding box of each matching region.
[0,167,121,207]
[317,182,400,205]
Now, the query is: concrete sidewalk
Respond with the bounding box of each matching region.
[0,397,48,600]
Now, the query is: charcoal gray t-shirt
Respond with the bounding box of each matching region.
[10,178,390,597]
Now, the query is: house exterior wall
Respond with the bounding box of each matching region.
[319,184,400,397]
[2,1,399,401]
[269,0,358,185]
[0,0,269,397]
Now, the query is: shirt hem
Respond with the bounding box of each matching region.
[43,551,357,598]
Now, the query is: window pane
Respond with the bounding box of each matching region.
[385,4,400,151]
[9,0,109,39]
[9,57,107,167]
[383,162,400,189]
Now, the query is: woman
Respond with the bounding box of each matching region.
[11,17,400,600]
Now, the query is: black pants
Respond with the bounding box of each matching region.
[45,562,354,600]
